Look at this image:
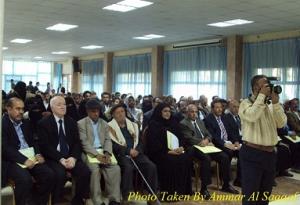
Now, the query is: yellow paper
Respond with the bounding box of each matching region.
[87,148,117,165]
[284,135,300,143]
[193,145,222,154]
[17,147,38,168]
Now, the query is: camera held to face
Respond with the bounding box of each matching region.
[267,77,282,94]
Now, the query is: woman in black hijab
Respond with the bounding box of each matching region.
[146,103,192,200]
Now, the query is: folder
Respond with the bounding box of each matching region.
[284,135,300,143]
[87,148,118,165]
[193,145,222,154]
[18,147,38,168]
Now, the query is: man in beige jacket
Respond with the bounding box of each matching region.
[78,99,121,205]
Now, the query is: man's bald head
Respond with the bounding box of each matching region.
[187,104,198,121]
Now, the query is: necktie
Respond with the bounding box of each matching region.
[58,119,69,156]
[235,115,241,130]
[216,117,228,141]
[193,122,204,139]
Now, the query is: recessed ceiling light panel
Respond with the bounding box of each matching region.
[81,45,104,49]
[46,23,78,31]
[118,0,153,8]
[208,19,254,27]
[103,4,136,12]
[10,39,32,44]
[52,51,70,55]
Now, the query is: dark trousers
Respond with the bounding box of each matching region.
[7,162,54,205]
[223,147,241,183]
[282,138,300,168]
[46,160,91,205]
[117,154,158,199]
[187,147,211,189]
[209,151,231,188]
[240,144,276,205]
[188,147,231,189]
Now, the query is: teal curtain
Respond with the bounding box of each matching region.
[243,38,300,101]
[164,45,227,101]
[112,54,151,96]
[81,60,103,95]
[53,63,63,92]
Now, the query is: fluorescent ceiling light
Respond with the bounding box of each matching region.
[103,0,153,12]
[52,51,69,55]
[133,36,152,40]
[2,47,8,50]
[225,19,253,25]
[10,38,32,44]
[208,19,254,27]
[103,4,136,12]
[81,45,104,50]
[118,0,153,8]
[144,34,165,38]
[133,34,165,40]
[46,23,78,31]
[34,56,43,59]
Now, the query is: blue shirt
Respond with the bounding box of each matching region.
[12,121,29,150]
[90,119,101,148]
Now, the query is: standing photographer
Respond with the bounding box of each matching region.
[239,75,287,205]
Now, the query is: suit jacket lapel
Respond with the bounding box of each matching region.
[86,118,95,144]
[98,120,105,147]
[50,115,59,140]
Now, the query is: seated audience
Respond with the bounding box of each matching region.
[37,96,91,205]
[108,104,158,203]
[2,97,54,205]
[205,99,241,187]
[180,104,239,198]
[146,103,193,200]
[78,99,121,205]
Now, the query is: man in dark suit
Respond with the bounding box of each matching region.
[224,100,242,186]
[180,104,238,199]
[205,99,241,186]
[2,97,54,205]
[37,96,91,205]
[284,98,300,173]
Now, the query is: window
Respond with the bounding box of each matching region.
[2,60,52,93]
[81,60,103,96]
[169,70,226,101]
[112,54,151,97]
[115,72,151,96]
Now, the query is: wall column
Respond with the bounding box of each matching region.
[103,52,113,93]
[151,46,164,97]
[227,35,243,100]
[72,72,81,93]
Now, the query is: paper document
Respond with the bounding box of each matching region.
[284,135,300,143]
[87,148,118,165]
[18,147,38,168]
[193,145,222,154]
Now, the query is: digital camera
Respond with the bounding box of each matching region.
[267,77,282,94]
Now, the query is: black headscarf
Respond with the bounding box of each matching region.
[150,103,176,128]
[13,81,27,101]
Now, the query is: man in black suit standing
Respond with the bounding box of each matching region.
[2,97,54,205]
[205,99,241,187]
[37,96,91,205]
[180,104,238,199]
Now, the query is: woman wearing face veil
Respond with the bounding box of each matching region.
[146,103,192,200]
